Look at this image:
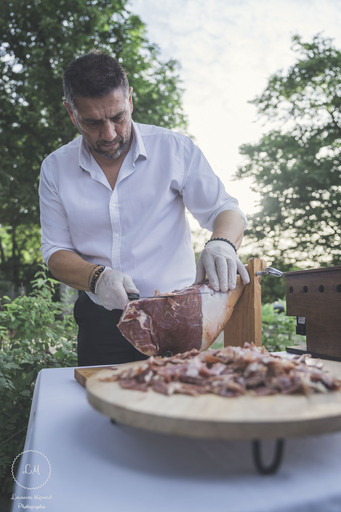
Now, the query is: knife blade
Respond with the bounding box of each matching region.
[127,291,219,301]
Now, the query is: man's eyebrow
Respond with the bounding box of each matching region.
[110,110,126,119]
[81,110,126,123]
[82,117,102,123]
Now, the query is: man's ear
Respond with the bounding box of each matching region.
[128,87,133,114]
[64,101,77,126]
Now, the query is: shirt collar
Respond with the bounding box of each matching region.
[79,136,95,174]
[131,121,147,163]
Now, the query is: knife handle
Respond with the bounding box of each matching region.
[127,292,140,301]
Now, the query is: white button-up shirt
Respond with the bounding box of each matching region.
[39,122,246,300]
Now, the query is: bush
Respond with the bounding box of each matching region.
[261,300,303,352]
[211,300,303,352]
[0,268,77,498]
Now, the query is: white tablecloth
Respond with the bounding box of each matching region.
[10,366,341,512]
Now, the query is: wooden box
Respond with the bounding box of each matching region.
[285,266,341,359]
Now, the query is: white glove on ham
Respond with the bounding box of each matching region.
[195,240,250,292]
[95,267,139,310]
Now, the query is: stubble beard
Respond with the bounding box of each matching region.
[94,137,130,160]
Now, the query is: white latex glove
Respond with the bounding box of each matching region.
[195,240,250,292]
[95,267,139,310]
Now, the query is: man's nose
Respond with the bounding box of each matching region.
[102,120,117,140]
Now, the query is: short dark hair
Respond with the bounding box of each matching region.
[63,51,129,107]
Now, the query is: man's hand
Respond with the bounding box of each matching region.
[195,240,250,292]
[95,267,139,310]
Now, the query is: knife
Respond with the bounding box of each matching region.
[127,291,221,301]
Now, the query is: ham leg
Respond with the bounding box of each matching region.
[117,279,245,356]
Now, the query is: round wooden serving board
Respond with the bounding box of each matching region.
[86,359,341,440]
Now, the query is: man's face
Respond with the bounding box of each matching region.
[65,87,133,162]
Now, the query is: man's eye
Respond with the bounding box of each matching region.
[111,115,124,123]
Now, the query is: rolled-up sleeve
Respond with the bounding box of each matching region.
[39,158,76,264]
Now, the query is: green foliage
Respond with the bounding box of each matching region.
[0,267,77,497]
[259,272,286,305]
[211,301,302,353]
[236,34,341,268]
[261,301,303,352]
[0,0,187,289]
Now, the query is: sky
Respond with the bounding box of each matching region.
[127,0,341,218]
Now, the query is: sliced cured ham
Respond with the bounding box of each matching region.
[100,343,341,397]
[117,279,245,357]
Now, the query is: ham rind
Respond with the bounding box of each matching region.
[117,280,245,356]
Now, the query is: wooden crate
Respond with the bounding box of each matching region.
[285,266,341,359]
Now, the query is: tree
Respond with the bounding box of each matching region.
[0,0,187,290]
[236,34,341,268]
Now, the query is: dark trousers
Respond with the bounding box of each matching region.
[74,292,148,366]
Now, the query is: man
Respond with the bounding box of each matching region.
[39,51,250,366]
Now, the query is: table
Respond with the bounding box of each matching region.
[10,366,341,512]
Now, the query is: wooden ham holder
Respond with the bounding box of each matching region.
[224,257,267,348]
